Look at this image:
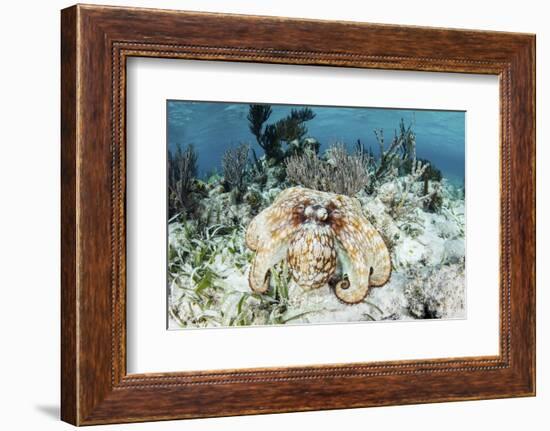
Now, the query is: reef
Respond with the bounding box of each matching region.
[247,104,317,163]
[222,143,249,202]
[168,143,198,217]
[167,105,466,328]
[285,143,370,196]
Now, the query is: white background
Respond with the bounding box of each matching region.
[0,0,547,430]
[127,59,499,373]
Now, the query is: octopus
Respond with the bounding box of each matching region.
[245,187,391,304]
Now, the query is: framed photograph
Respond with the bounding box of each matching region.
[61,4,536,425]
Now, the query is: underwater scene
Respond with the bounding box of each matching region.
[167,100,466,329]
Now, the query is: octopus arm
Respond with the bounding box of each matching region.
[332,199,391,304]
[244,208,269,252]
[248,243,289,293]
[245,187,305,292]
[245,187,304,251]
[333,229,372,304]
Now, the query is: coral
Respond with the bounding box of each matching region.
[286,137,320,157]
[326,143,371,194]
[249,148,268,186]
[245,187,391,304]
[370,118,418,189]
[247,105,272,143]
[270,164,287,185]
[285,143,370,196]
[275,107,316,143]
[247,104,281,161]
[285,150,330,192]
[247,104,316,163]
[396,118,417,162]
[398,156,443,213]
[423,180,444,213]
[377,158,430,221]
[243,186,263,213]
[421,158,443,183]
[404,264,465,319]
[369,120,445,214]
[222,143,249,196]
[168,143,198,218]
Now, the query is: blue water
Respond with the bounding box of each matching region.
[167,100,465,184]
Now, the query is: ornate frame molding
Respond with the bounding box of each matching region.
[61,5,535,425]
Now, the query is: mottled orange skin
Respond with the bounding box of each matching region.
[245,187,391,304]
[287,223,336,290]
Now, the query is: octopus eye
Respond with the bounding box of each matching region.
[304,205,314,218]
[369,267,374,276]
[315,206,328,221]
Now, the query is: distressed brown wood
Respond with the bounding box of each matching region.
[61,4,536,426]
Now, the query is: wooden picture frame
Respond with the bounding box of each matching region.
[61,4,536,425]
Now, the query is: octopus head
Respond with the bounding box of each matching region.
[303,203,328,222]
